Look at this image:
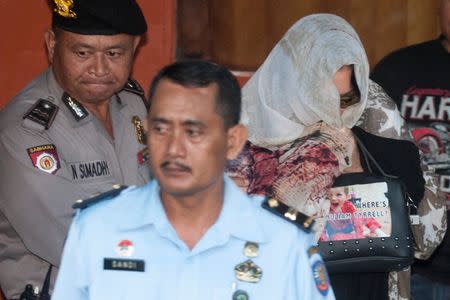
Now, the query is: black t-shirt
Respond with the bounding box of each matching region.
[371,37,450,282]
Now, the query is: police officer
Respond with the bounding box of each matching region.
[0,0,150,298]
[52,61,335,300]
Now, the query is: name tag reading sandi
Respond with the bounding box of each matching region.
[103,258,145,272]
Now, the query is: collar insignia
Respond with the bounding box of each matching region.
[124,78,144,95]
[132,116,147,145]
[123,78,149,110]
[62,93,89,121]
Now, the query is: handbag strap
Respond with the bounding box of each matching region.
[352,134,416,213]
[352,134,398,179]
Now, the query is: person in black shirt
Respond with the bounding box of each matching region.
[371,1,450,299]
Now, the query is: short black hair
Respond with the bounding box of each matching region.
[148,60,241,129]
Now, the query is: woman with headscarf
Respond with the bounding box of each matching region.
[227,14,436,300]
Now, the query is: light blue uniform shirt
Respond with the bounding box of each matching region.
[53,176,335,300]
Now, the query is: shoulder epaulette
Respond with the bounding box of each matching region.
[73,185,128,209]
[123,78,149,110]
[22,99,58,129]
[261,197,315,232]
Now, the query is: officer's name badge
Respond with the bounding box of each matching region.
[104,258,145,272]
[70,160,111,180]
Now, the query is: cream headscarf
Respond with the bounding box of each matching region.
[241,14,404,147]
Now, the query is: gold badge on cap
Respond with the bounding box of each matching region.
[53,0,77,19]
[132,116,147,145]
[243,242,259,258]
[234,259,263,283]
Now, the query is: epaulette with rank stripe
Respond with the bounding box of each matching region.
[23,99,58,129]
[73,185,128,209]
[62,93,89,121]
[123,78,149,110]
[262,197,315,232]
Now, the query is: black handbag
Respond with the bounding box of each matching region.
[318,135,415,273]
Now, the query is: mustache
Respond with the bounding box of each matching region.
[81,78,114,84]
[160,161,191,172]
[83,81,113,85]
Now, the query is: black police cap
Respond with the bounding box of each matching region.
[51,0,147,36]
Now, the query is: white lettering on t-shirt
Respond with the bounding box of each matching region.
[438,97,450,120]
[416,96,436,119]
[402,95,450,121]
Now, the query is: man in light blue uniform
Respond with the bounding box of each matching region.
[53,60,335,300]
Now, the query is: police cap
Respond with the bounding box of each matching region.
[51,0,147,36]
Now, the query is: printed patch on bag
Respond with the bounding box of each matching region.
[312,260,329,296]
[27,144,60,174]
[320,182,391,242]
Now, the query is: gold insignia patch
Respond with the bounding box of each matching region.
[234,259,263,283]
[53,0,77,19]
[132,116,147,145]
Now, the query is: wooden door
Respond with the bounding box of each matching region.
[178,0,441,71]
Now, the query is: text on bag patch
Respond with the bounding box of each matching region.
[320,182,392,242]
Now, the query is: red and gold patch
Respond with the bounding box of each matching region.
[137,147,149,165]
[312,260,330,296]
[27,144,61,174]
[116,240,135,257]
